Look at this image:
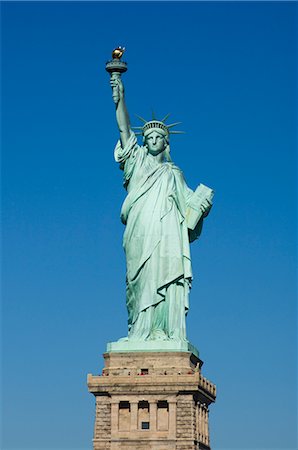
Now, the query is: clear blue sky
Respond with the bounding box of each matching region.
[1,2,297,449]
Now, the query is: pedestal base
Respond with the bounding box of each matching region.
[107,339,199,358]
[88,351,216,450]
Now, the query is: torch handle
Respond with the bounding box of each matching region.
[110,72,121,104]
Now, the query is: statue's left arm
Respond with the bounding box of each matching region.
[176,171,213,243]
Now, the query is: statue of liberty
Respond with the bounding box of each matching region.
[107,48,213,348]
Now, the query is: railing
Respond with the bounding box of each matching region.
[88,371,216,397]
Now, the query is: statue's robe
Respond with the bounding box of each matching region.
[115,132,199,338]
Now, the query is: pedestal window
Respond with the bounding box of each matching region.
[119,401,130,431]
[157,400,169,431]
[138,401,150,430]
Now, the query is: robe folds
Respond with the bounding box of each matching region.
[114,132,194,332]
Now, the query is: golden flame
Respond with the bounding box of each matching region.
[112,47,125,60]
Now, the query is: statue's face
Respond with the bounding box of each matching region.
[145,130,167,156]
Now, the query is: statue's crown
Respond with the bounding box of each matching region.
[143,120,168,136]
[132,113,184,137]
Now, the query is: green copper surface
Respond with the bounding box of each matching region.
[107,59,213,353]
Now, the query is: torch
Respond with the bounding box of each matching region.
[105,47,127,103]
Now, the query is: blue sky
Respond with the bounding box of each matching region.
[1,1,297,449]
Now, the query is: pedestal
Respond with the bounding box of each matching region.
[87,351,216,450]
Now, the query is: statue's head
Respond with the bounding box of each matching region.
[144,128,169,157]
[132,115,184,161]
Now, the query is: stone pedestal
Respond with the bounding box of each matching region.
[88,351,216,450]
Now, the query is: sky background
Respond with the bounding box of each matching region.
[1,1,297,449]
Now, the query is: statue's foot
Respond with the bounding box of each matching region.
[117,336,129,342]
[169,335,189,344]
[149,329,169,341]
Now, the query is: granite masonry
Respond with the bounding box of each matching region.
[88,351,216,450]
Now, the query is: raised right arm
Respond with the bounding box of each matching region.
[110,74,131,148]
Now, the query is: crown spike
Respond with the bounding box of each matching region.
[135,114,147,123]
[167,122,182,128]
[133,113,184,136]
[161,113,171,123]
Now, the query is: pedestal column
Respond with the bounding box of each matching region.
[150,400,157,432]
